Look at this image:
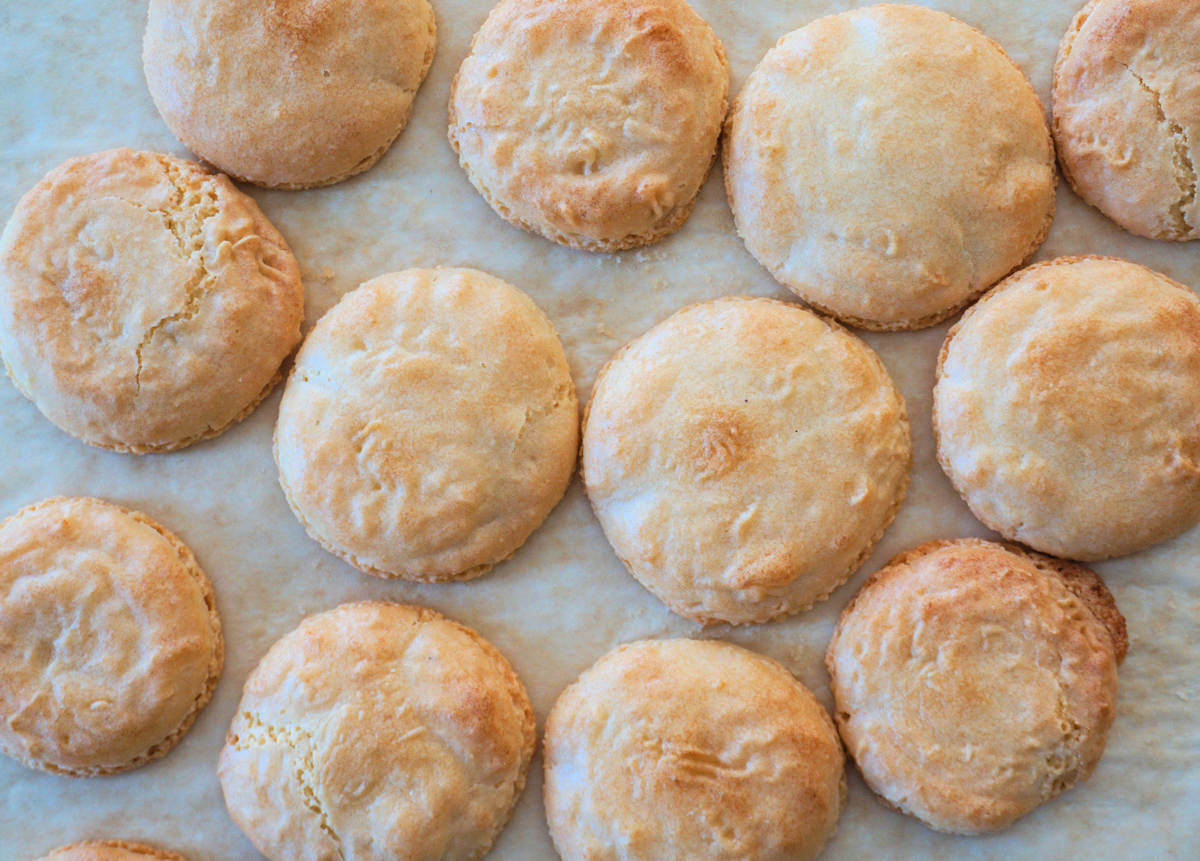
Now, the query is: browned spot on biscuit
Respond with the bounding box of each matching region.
[688,408,753,480]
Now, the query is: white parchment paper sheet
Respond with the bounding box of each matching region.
[0,1,1197,858]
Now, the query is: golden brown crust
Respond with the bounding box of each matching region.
[1052,0,1200,240]
[143,0,437,189]
[827,538,1123,834]
[274,267,578,581]
[218,601,534,861]
[448,0,729,251]
[933,255,1200,560]
[38,839,192,861]
[723,4,1056,330]
[0,148,304,453]
[582,295,911,624]
[0,497,223,777]
[544,638,845,861]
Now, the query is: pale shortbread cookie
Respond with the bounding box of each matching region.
[582,297,910,624]
[724,4,1056,330]
[934,256,1200,560]
[1053,0,1200,240]
[37,840,191,861]
[448,0,729,251]
[827,538,1126,834]
[0,497,223,777]
[218,602,535,861]
[0,149,304,453]
[275,267,577,581]
[144,0,436,189]
[544,638,845,861]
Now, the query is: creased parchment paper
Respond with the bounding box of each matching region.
[1,1,1197,858]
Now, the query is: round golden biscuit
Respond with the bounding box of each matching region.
[218,602,535,861]
[448,0,729,251]
[582,296,911,624]
[934,255,1200,560]
[724,4,1056,330]
[37,840,191,861]
[144,0,437,189]
[1053,0,1200,240]
[275,267,578,581]
[543,638,845,861]
[0,497,223,777]
[827,538,1126,834]
[0,149,304,453]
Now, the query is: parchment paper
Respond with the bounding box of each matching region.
[1,1,1197,858]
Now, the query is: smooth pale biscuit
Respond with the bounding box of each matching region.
[544,638,845,861]
[218,602,535,861]
[724,4,1056,330]
[934,255,1200,560]
[275,267,578,581]
[1053,0,1200,240]
[827,538,1126,834]
[0,149,304,453]
[0,497,223,777]
[144,0,437,189]
[37,840,191,861]
[448,0,729,251]
[582,296,910,624]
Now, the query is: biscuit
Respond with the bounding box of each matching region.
[582,296,910,624]
[1053,0,1200,240]
[0,497,223,777]
[448,0,729,251]
[934,255,1200,560]
[723,4,1056,330]
[543,638,845,861]
[827,538,1125,834]
[37,840,191,861]
[218,602,535,861]
[275,267,578,581]
[144,0,437,189]
[0,149,304,453]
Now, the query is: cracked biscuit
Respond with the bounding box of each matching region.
[581,296,911,624]
[827,538,1126,834]
[275,267,578,581]
[0,497,223,777]
[218,602,535,861]
[934,255,1200,560]
[447,0,729,251]
[0,148,304,453]
[723,4,1056,330]
[144,0,437,189]
[1053,0,1200,240]
[37,840,191,861]
[543,638,845,861]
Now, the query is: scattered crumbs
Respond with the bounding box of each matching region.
[321,266,334,279]
[595,322,617,339]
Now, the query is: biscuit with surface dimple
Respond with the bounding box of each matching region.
[1053,0,1200,240]
[934,255,1200,560]
[827,538,1125,834]
[724,4,1056,330]
[218,601,535,861]
[144,0,437,189]
[37,840,191,860]
[0,497,223,777]
[448,0,729,251]
[582,296,911,624]
[543,638,845,861]
[0,149,304,453]
[275,267,578,581]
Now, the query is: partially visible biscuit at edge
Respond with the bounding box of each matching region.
[0,497,223,777]
[723,4,1056,330]
[37,839,193,861]
[827,538,1124,834]
[0,148,305,453]
[448,0,730,251]
[143,0,437,189]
